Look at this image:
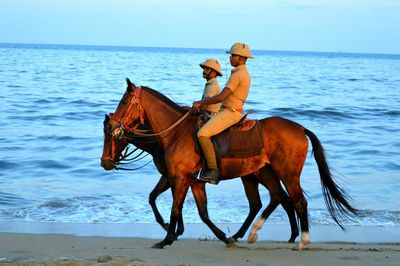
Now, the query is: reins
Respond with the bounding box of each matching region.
[130,109,193,137]
[119,146,145,162]
[111,85,193,138]
[115,157,152,171]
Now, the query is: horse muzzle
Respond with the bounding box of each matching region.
[100,157,116,171]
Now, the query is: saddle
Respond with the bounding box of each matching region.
[212,114,264,159]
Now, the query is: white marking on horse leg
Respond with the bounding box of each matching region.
[247,217,266,244]
[294,231,310,251]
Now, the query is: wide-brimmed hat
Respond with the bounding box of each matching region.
[199,59,223,76]
[226,42,254,59]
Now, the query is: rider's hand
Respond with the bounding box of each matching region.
[192,101,202,110]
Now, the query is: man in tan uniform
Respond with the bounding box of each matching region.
[199,59,223,117]
[193,42,254,185]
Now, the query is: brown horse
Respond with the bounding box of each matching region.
[102,79,358,250]
[101,101,299,243]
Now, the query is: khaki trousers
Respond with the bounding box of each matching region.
[197,109,242,138]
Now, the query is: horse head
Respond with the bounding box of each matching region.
[101,113,128,170]
[100,78,144,170]
[101,78,191,170]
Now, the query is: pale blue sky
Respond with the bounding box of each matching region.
[1,0,399,54]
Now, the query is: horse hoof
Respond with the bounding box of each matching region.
[151,242,165,249]
[230,235,239,242]
[226,238,237,248]
[292,244,302,251]
[288,236,297,243]
[292,240,309,251]
[247,233,257,244]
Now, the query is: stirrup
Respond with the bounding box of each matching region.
[199,168,219,185]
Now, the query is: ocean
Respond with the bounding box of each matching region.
[0,43,399,232]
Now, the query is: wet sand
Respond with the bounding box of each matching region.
[0,223,399,265]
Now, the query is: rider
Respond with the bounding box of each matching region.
[193,42,254,185]
[199,58,223,119]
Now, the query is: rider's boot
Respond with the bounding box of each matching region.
[198,136,219,185]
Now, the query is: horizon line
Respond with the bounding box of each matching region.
[1,41,399,56]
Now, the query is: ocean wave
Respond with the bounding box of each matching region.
[0,160,21,170]
[28,159,72,170]
[0,192,28,206]
[0,194,399,227]
[270,107,356,120]
[6,84,23,88]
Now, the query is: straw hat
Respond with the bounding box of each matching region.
[199,59,223,76]
[226,42,254,59]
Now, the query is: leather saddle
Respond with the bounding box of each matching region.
[212,115,264,159]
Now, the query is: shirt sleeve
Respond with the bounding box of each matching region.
[225,72,239,92]
[204,83,220,98]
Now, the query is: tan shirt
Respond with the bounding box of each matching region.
[223,65,251,109]
[201,78,221,113]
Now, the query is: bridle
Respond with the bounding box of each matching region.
[110,86,146,136]
[102,85,192,170]
[101,86,147,169]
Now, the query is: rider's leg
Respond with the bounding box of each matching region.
[197,109,242,185]
[198,136,219,184]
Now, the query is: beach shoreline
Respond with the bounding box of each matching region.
[0,222,399,265]
[1,221,399,243]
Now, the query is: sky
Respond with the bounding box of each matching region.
[0,0,399,54]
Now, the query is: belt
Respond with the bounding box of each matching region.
[221,104,243,113]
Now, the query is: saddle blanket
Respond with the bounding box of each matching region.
[214,120,264,158]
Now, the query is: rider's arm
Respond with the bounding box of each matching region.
[193,87,232,109]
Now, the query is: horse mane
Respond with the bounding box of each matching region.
[141,86,186,114]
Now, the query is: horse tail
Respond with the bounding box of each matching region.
[304,128,359,230]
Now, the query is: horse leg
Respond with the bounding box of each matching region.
[175,207,185,239]
[191,181,234,247]
[248,187,299,244]
[152,176,190,249]
[230,176,262,242]
[279,188,299,243]
[280,176,310,250]
[149,176,171,231]
[247,167,280,244]
[148,175,185,239]
[247,166,299,244]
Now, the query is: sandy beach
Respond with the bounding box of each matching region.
[0,233,399,266]
[0,223,399,265]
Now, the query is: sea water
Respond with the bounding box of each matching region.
[0,43,399,230]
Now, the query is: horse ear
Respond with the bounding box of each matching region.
[126,78,136,92]
[103,113,110,125]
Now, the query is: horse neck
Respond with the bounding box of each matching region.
[141,89,185,149]
[129,137,159,155]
